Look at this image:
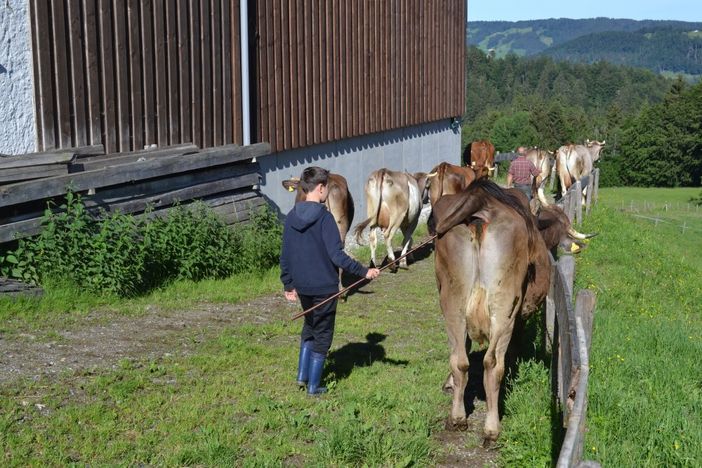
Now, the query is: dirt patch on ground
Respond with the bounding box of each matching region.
[0,295,292,385]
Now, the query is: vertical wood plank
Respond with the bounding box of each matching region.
[177,0,192,144]
[189,0,202,147]
[200,0,213,148]
[153,0,168,146]
[339,0,348,140]
[318,0,327,143]
[113,1,131,151]
[29,1,44,149]
[310,0,319,144]
[295,0,306,147]
[50,0,72,147]
[231,0,242,144]
[211,0,223,146]
[84,1,102,147]
[98,0,117,153]
[256,0,268,143]
[273,0,284,150]
[141,0,157,147]
[166,0,181,145]
[288,0,299,149]
[280,0,291,149]
[266,0,277,148]
[221,0,233,144]
[350,0,358,137]
[302,0,312,145]
[66,0,87,147]
[127,0,144,151]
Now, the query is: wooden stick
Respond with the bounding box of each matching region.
[291,235,437,320]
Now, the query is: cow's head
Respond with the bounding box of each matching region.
[282,177,306,203]
[585,139,606,162]
[412,172,430,205]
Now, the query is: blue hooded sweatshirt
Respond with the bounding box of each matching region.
[280,201,368,296]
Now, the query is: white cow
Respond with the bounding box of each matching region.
[555,140,605,197]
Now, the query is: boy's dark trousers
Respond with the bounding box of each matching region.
[297,293,337,394]
[299,294,338,355]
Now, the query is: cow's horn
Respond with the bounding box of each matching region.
[427,171,438,178]
[567,227,599,240]
[601,140,606,145]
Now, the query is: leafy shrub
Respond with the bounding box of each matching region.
[0,194,283,297]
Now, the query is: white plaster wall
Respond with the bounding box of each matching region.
[258,119,462,226]
[0,0,36,155]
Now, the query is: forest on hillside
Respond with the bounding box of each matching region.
[462,47,702,187]
[467,18,702,78]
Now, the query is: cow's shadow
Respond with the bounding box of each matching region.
[325,332,409,381]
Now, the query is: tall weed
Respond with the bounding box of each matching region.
[0,193,282,297]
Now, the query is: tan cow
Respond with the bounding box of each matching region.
[525,146,554,187]
[555,140,605,197]
[432,178,551,442]
[353,169,424,270]
[282,173,354,245]
[424,162,477,206]
[464,139,496,178]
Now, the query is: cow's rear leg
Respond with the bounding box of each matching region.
[383,226,399,271]
[369,228,378,267]
[443,304,470,430]
[398,220,418,268]
[482,326,512,443]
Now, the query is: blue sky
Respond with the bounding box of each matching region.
[468,0,702,22]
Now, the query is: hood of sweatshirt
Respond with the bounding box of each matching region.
[289,201,326,232]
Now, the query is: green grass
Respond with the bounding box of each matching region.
[0,230,451,466]
[497,187,702,466]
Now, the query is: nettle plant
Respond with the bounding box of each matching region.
[0,192,282,297]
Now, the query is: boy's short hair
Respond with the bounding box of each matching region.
[300,166,329,193]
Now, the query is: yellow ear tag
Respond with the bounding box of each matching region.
[287,186,295,192]
[570,244,580,253]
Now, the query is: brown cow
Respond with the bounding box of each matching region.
[282,173,354,245]
[353,169,423,270]
[463,139,496,179]
[432,178,550,442]
[424,162,477,206]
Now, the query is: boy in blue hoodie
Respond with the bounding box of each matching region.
[280,166,380,395]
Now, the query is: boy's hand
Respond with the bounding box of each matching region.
[365,268,380,280]
[284,289,298,301]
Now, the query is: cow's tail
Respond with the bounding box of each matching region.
[354,169,385,244]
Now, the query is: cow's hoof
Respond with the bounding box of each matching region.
[445,417,469,431]
[482,437,497,449]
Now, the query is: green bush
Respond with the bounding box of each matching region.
[0,193,282,297]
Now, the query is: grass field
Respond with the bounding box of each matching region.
[2,188,701,465]
[499,187,702,466]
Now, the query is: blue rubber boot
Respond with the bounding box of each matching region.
[307,351,328,395]
[296,341,313,388]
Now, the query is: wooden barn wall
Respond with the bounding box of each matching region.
[29,0,243,154]
[254,0,467,153]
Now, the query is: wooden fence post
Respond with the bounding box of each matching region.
[592,169,599,204]
[575,290,596,351]
[575,180,583,225]
[560,255,575,300]
[585,174,594,215]
[545,255,557,352]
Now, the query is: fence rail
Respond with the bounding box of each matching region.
[546,168,600,467]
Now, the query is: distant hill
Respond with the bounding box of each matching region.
[467,18,702,77]
[542,28,702,76]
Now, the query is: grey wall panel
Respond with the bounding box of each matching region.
[258,119,461,238]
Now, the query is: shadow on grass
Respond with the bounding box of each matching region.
[326,332,409,381]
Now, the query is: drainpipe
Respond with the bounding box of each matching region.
[240,0,251,147]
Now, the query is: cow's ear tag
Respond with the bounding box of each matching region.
[287,186,295,192]
[570,244,580,253]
